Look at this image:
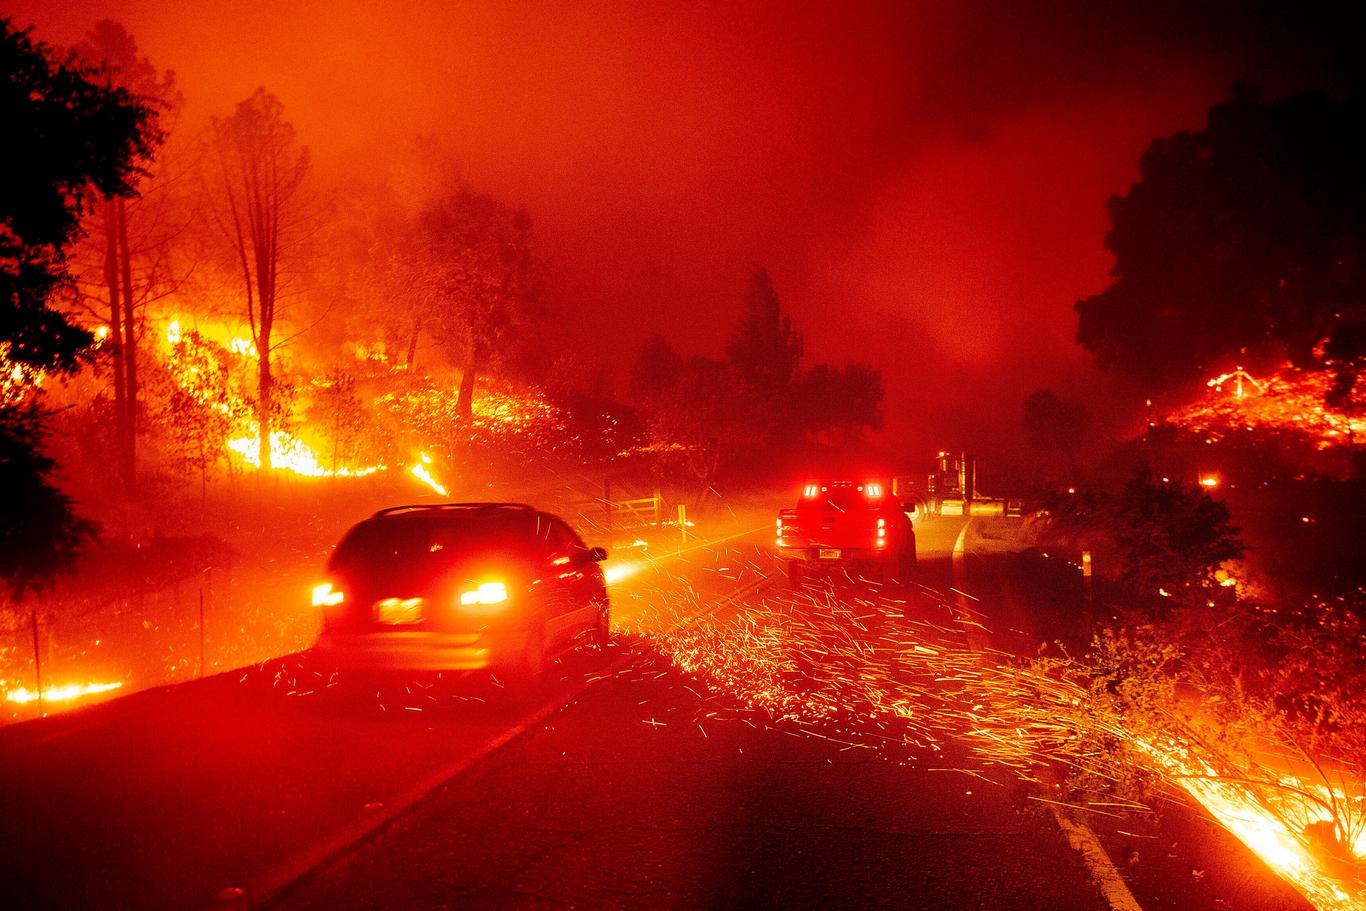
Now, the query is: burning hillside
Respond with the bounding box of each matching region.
[1167,365,1366,450]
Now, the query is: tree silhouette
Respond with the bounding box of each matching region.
[797,362,883,444]
[205,88,310,471]
[1,17,158,377]
[629,269,883,479]
[1048,469,1245,604]
[726,268,803,399]
[69,20,178,493]
[1076,85,1366,389]
[416,188,535,418]
[0,407,98,599]
[0,17,154,593]
[628,334,684,399]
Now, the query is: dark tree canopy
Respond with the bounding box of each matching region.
[1023,388,1092,453]
[725,268,803,398]
[70,19,180,107]
[416,187,536,417]
[0,18,156,594]
[797,363,883,441]
[0,406,98,598]
[0,17,160,375]
[1076,85,1366,389]
[1049,468,1245,603]
[629,269,883,481]
[628,333,684,398]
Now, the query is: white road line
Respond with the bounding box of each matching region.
[250,669,614,908]
[949,516,1143,911]
[1050,805,1145,911]
[253,562,772,910]
[952,520,970,561]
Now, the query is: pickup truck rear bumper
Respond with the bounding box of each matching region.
[776,544,890,563]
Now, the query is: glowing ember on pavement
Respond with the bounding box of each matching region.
[620,558,1364,911]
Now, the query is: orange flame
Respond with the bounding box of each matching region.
[7,681,124,705]
[1171,363,1366,448]
[408,452,448,495]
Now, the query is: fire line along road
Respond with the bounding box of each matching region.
[0,514,1305,911]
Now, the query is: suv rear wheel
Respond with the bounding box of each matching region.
[506,621,547,688]
[591,600,611,649]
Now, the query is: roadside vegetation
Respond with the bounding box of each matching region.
[0,16,885,715]
[1021,84,1366,906]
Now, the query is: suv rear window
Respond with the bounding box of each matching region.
[330,515,537,578]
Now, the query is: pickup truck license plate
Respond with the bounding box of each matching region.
[818,548,841,560]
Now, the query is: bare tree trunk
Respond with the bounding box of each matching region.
[456,346,480,419]
[405,317,420,369]
[103,200,129,490]
[258,335,272,471]
[30,602,44,715]
[116,198,138,491]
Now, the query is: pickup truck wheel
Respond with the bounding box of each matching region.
[896,550,917,583]
[786,561,804,587]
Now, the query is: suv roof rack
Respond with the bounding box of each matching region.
[370,503,536,518]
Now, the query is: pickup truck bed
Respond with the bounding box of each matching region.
[775,484,915,585]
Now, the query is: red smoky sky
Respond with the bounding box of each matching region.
[8,0,1360,457]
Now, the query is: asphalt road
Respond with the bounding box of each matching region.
[0,515,1311,911]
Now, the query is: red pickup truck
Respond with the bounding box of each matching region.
[775,480,916,586]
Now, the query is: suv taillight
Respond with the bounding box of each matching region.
[457,581,509,615]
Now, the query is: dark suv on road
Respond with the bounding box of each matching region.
[311,503,610,683]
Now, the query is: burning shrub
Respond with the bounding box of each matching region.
[302,368,387,473]
[375,369,568,462]
[149,329,236,492]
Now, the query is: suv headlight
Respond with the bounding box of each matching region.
[312,582,345,607]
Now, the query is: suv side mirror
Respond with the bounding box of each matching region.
[588,546,608,562]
